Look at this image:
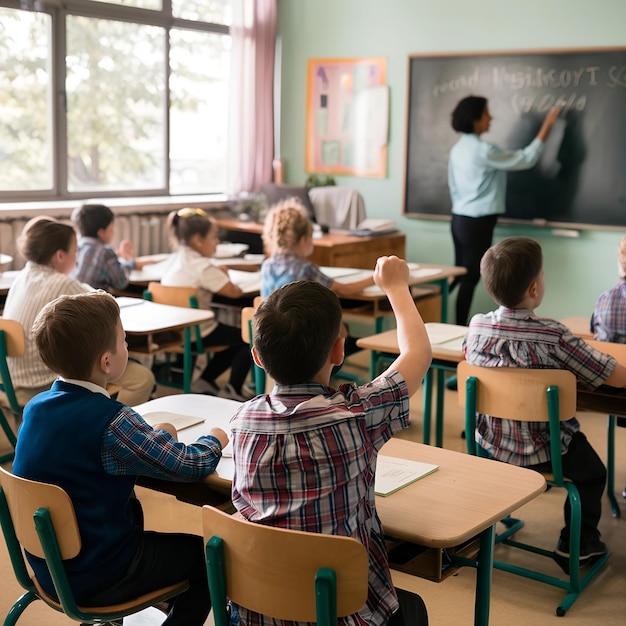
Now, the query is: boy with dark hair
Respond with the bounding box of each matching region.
[230,256,432,626]
[13,291,228,625]
[71,202,150,292]
[465,236,626,561]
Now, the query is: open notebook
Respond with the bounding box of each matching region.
[375,455,439,497]
[141,411,204,432]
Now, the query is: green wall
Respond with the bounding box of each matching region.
[276,0,626,321]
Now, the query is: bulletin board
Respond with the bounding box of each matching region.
[305,57,388,178]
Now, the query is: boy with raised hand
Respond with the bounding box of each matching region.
[13,290,228,625]
[230,256,432,626]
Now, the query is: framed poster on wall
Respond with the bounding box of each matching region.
[305,57,388,178]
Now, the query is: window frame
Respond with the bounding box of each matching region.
[0,0,230,204]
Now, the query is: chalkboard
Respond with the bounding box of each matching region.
[403,49,626,228]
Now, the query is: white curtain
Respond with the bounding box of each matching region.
[227,0,278,195]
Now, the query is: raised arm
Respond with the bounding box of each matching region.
[536,105,562,142]
[374,256,432,396]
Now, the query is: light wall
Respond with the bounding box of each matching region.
[276,0,626,320]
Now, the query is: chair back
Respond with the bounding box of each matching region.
[458,362,577,483]
[240,305,266,395]
[0,319,26,414]
[202,505,368,626]
[145,282,199,309]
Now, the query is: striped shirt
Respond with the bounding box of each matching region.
[4,263,92,389]
[591,280,626,343]
[261,253,332,298]
[230,371,409,626]
[464,306,616,466]
[73,236,132,291]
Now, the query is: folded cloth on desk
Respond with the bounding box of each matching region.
[308,186,366,230]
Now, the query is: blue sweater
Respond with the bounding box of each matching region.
[13,380,142,601]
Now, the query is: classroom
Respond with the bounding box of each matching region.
[1,1,626,625]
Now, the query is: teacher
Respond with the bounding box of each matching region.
[448,96,561,326]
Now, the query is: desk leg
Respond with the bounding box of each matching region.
[422,369,433,445]
[436,368,445,447]
[475,525,495,626]
[439,278,449,324]
[607,415,620,518]
[183,327,192,394]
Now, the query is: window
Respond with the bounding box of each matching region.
[0,0,231,200]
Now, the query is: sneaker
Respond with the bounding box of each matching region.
[622,485,626,499]
[217,383,250,402]
[445,375,458,391]
[555,536,607,561]
[191,379,220,395]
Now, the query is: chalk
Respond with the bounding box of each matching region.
[552,228,580,238]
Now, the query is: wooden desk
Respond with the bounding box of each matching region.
[133,395,545,626]
[120,300,214,393]
[357,323,467,446]
[214,217,406,270]
[336,264,466,328]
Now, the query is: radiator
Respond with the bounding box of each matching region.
[0,212,171,271]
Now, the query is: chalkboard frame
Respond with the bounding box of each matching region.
[402,48,626,231]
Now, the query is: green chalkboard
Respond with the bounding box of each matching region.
[403,48,626,229]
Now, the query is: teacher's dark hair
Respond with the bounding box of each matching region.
[451,96,488,134]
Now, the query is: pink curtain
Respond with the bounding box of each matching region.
[227,0,278,195]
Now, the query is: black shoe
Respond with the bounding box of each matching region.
[445,375,457,391]
[622,485,626,499]
[554,536,607,561]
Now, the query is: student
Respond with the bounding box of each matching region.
[590,235,626,498]
[261,199,374,357]
[71,202,152,292]
[161,208,251,401]
[13,290,229,625]
[464,236,626,561]
[4,216,154,406]
[230,256,433,626]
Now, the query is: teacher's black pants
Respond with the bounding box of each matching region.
[450,214,498,325]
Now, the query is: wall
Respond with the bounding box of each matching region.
[276,0,626,321]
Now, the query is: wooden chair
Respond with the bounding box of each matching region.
[586,339,626,519]
[240,305,267,395]
[0,466,189,625]
[458,361,609,617]
[0,319,27,464]
[143,282,226,393]
[202,505,368,626]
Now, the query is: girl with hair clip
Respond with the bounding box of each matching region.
[3,216,155,406]
[160,208,252,401]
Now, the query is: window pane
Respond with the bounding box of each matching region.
[169,29,230,194]
[95,0,162,10]
[172,0,232,24]
[0,8,52,192]
[66,16,166,193]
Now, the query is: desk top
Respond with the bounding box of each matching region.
[357,323,467,360]
[120,300,214,335]
[134,394,545,546]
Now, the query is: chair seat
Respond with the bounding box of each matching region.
[33,575,189,616]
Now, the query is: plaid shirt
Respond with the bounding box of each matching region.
[464,306,616,466]
[73,237,132,291]
[591,280,626,343]
[261,253,332,298]
[230,371,409,626]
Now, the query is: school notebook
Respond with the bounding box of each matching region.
[375,455,439,497]
[141,411,204,432]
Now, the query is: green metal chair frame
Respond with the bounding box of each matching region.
[0,322,25,464]
[143,285,216,394]
[458,362,610,617]
[0,466,188,626]
[202,505,368,626]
